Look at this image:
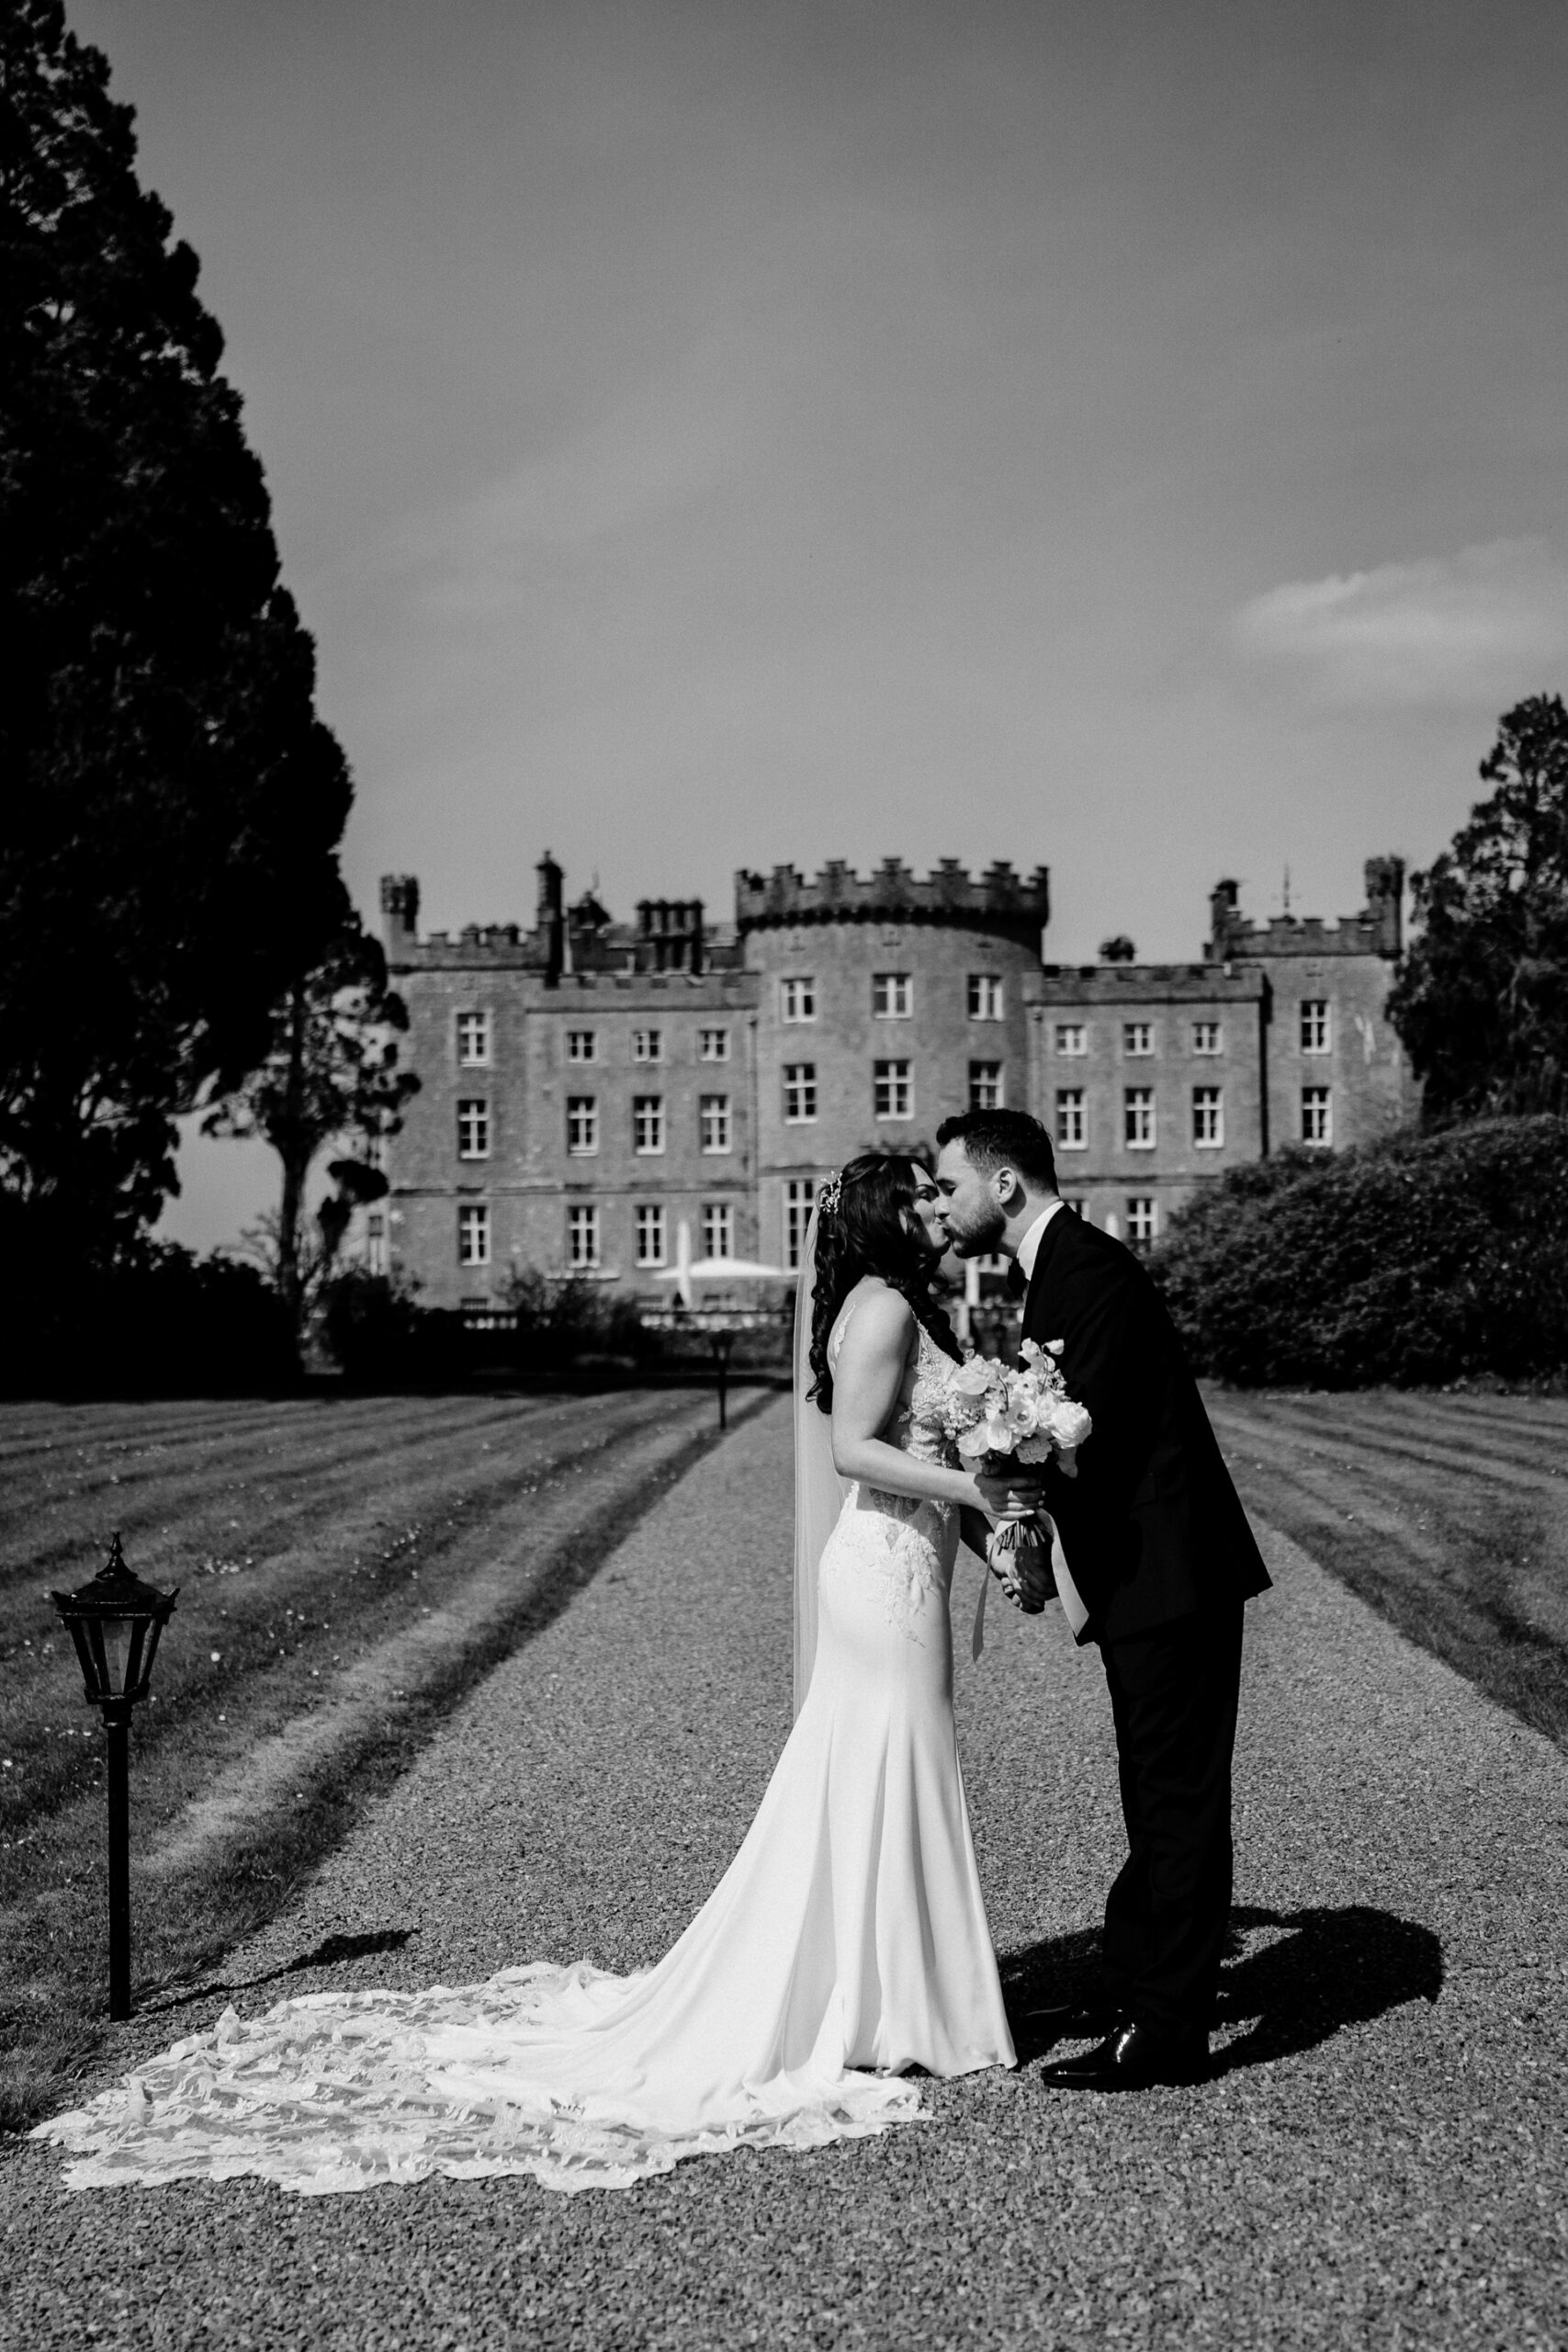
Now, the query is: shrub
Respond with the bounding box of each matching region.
[0,1205,297,1396]
[1151,1116,1568,1386]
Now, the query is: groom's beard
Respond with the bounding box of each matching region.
[942,1199,1006,1258]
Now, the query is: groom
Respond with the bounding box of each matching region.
[933,1107,1270,2089]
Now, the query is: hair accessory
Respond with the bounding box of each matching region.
[818,1170,842,1216]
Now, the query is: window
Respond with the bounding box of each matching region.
[1302,1085,1332,1144]
[784,1178,816,1270]
[1192,1021,1223,1055]
[703,1203,734,1261]
[1126,1197,1157,1250]
[633,1095,665,1153]
[633,1029,662,1064]
[1123,1022,1154,1057]
[700,1094,732,1153]
[1055,1023,1087,1057]
[567,1204,600,1270]
[873,972,912,1018]
[457,1204,490,1267]
[699,1029,730,1062]
[457,1011,491,1067]
[566,1096,598,1155]
[635,1204,666,1268]
[781,977,816,1023]
[566,1029,597,1064]
[456,1098,491,1160]
[1055,1088,1087,1149]
[969,1060,1004,1111]
[784,1063,817,1123]
[874,1059,913,1120]
[1301,1000,1330,1054]
[1124,1086,1156,1148]
[366,1212,387,1277]
[1192,1086,1224,1148]
[968,974,1004,1021]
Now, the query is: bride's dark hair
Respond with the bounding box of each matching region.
[807,1154,961,1412]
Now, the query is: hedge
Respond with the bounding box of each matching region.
[1150,1116,1568,1387]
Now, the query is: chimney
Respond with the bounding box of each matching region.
[536,852,564,982]
[1363,855,1405,956]
[379,874,420,954]
[1208,877,1241,956]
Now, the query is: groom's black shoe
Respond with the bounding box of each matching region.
[1041,2018,1210,2091]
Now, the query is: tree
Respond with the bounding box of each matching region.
[0,0,352,1261]
[1387,695,1568,1120]
[206,924,419,1332]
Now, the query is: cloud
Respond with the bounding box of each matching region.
[1234,539,1568,707]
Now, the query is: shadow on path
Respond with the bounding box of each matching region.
[141,1928,417,2018]
[1000,1904,1443,2070]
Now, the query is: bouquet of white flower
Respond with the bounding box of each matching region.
[938,1340,1093,1597]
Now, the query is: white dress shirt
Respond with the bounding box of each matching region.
[1014,1196,1066,1285]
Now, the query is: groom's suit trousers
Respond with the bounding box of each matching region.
[1099,1602,1244,2034]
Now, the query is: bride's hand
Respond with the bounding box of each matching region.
[973,1466,1045,1522]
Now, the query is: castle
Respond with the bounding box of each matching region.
[372,853,1417,1304]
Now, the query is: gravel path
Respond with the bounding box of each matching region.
[4,1396,1565,2350]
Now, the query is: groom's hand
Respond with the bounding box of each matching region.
[995,1552,1053,1614]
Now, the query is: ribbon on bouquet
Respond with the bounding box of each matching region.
[971,1510,1089,1660]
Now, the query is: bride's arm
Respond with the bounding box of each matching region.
[829,1289,985,1512]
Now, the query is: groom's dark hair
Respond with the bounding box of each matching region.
[935,1107,1058,1192]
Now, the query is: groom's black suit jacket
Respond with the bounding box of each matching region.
[1025,1206,1269,1646]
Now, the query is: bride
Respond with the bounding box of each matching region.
[38,1156,1037,2196]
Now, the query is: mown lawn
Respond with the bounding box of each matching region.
[0,1386,736,2129]
[1210,1385,1568,1748]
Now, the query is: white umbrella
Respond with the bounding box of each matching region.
[653,1217,786,1307]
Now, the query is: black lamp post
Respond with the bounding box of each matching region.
[50,1534,177,2020]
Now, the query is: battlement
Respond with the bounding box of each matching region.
[735,857,1051,942]
[1034,964,1265,1005]
[1205,856,1404,964]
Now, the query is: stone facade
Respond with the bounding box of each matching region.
[376,852,1416,1300]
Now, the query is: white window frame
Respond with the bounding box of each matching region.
[1055,1087,1087,1150]
[1055,1023,1087,1057]
[456,1097,491,1160]
[1192,1021,1223,1056]
[632,1094,665,1154]
[784,1062,817,1124]
[456,1011,491,1068]
[1302,1085,1333,1144]
[1126,1197,1157,1249]
[702,1202,735,1261]
[698,1028,730,1062]
[632,1028,663,1064]
[1122,1022,1154,1057]
[874,1058,913,1121]
[457,1204,491,1268]
[873,972,912,1019]
[567,1204,600,1270]
[1301,1000,1331,1055]
[634,1204,667,1269]
[565,1029,597,1064]
[969,1059,1004,1111]
[1124,1086,1156,1148]
[784,1178,816,1270]
[781,977,817,1023]
[968,974,1004,1021]
[566,1096,598,1156]
[1192,1086,1224,1148]
[700,1093,732,1154]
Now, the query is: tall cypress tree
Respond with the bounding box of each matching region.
[0,0,353,1258]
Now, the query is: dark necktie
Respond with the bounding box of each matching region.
[1006,1257,1028,1301]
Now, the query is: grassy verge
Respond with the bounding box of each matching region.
[1209,1385,1568,1747]
[0,1385,767,2132]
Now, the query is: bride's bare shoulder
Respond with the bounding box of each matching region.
[834,1277,915,1352]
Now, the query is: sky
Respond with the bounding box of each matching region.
[65,0,1568,1245]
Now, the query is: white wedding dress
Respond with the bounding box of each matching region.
[36,1315,1015,2197]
